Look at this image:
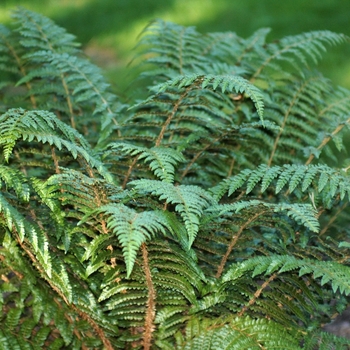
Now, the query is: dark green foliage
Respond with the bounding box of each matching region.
[1,8,350,349]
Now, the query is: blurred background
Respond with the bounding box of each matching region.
[1,0,350,94]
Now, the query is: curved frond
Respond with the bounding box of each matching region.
[130,179,216,247]
[0,108,113,182]
[81,204,173,277]
[212,164,350,208]
[108,142,186,183]
[175,316,301,350]
[253,30,348,79]
[223,255,350,296]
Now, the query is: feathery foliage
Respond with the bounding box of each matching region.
[1,9,350,349]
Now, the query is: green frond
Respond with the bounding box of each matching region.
[108,142,186,183]
[175,316,301,350]
[130,179,216,247]
[81,204,174,277]
[136,19,210,79]
[0,165,30,201]
[208,200,319,232]
[16,52,121,143]
[253,30,348,78]
[152,74,264,120]
[273,203,319,232]
[0,108,113,182]
[223,255,350,295]
[302,330,350,350]
[1,10,350,349]
[12,8,79,54]
[214,164,350,207]
[0,24,21,77]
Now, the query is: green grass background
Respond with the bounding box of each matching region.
[1,0,350,92]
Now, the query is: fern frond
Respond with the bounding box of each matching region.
[108,142,186,183]
[0,108,113,182]
[12,7,79,54]
[223,255,350,295]
[253,30,348,79]
[130,179,216,247]
[208,200,319,232]
[303,329,350,350]
[212,164,350,207]
[175,316,301,350]
[0,165,30,201]
[7,8,122,143]
[81,204,174,277]
[152,74,264,120]
[136,19,210,80]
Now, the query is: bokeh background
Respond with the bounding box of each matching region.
[1,0,350,93]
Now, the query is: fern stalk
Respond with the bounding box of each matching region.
[216,209,268,278]
[305,117,350,165]
[238,273,278,316]
[141,243,156,350]
[155,85,192,147]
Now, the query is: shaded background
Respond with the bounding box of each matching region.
[1,0,350,93]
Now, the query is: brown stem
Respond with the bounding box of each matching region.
[122,155,140,189]
[155,86,191,147]
[180,132,229,180]
[238,273,278,317]
[51,146,60,174]
[215,210,266,278]
[305,119,350,165]
[141,243,156,350]
[76,308,114,350]
[60,75,76,129]
[85,164,109,234]
[227,156,236,178]
[319,201,348,237]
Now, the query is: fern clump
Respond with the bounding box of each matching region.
[1,8,350,349]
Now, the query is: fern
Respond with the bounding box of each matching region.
[81,204,175,277]
[152,73,264,120]
[107,142,186,183]
[1,11,350,350]
[174,316,301,350]
[130,179,216,247]
[223,255,350,295]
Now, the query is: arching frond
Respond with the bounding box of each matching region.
[81,204,174,277]
[212,164,350,208]
[130,179,216,247]
[223,255,350,296]
[252,30,348,79]
[0,108,113,182]
[108,142,186,183]
[152,73,264,120]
